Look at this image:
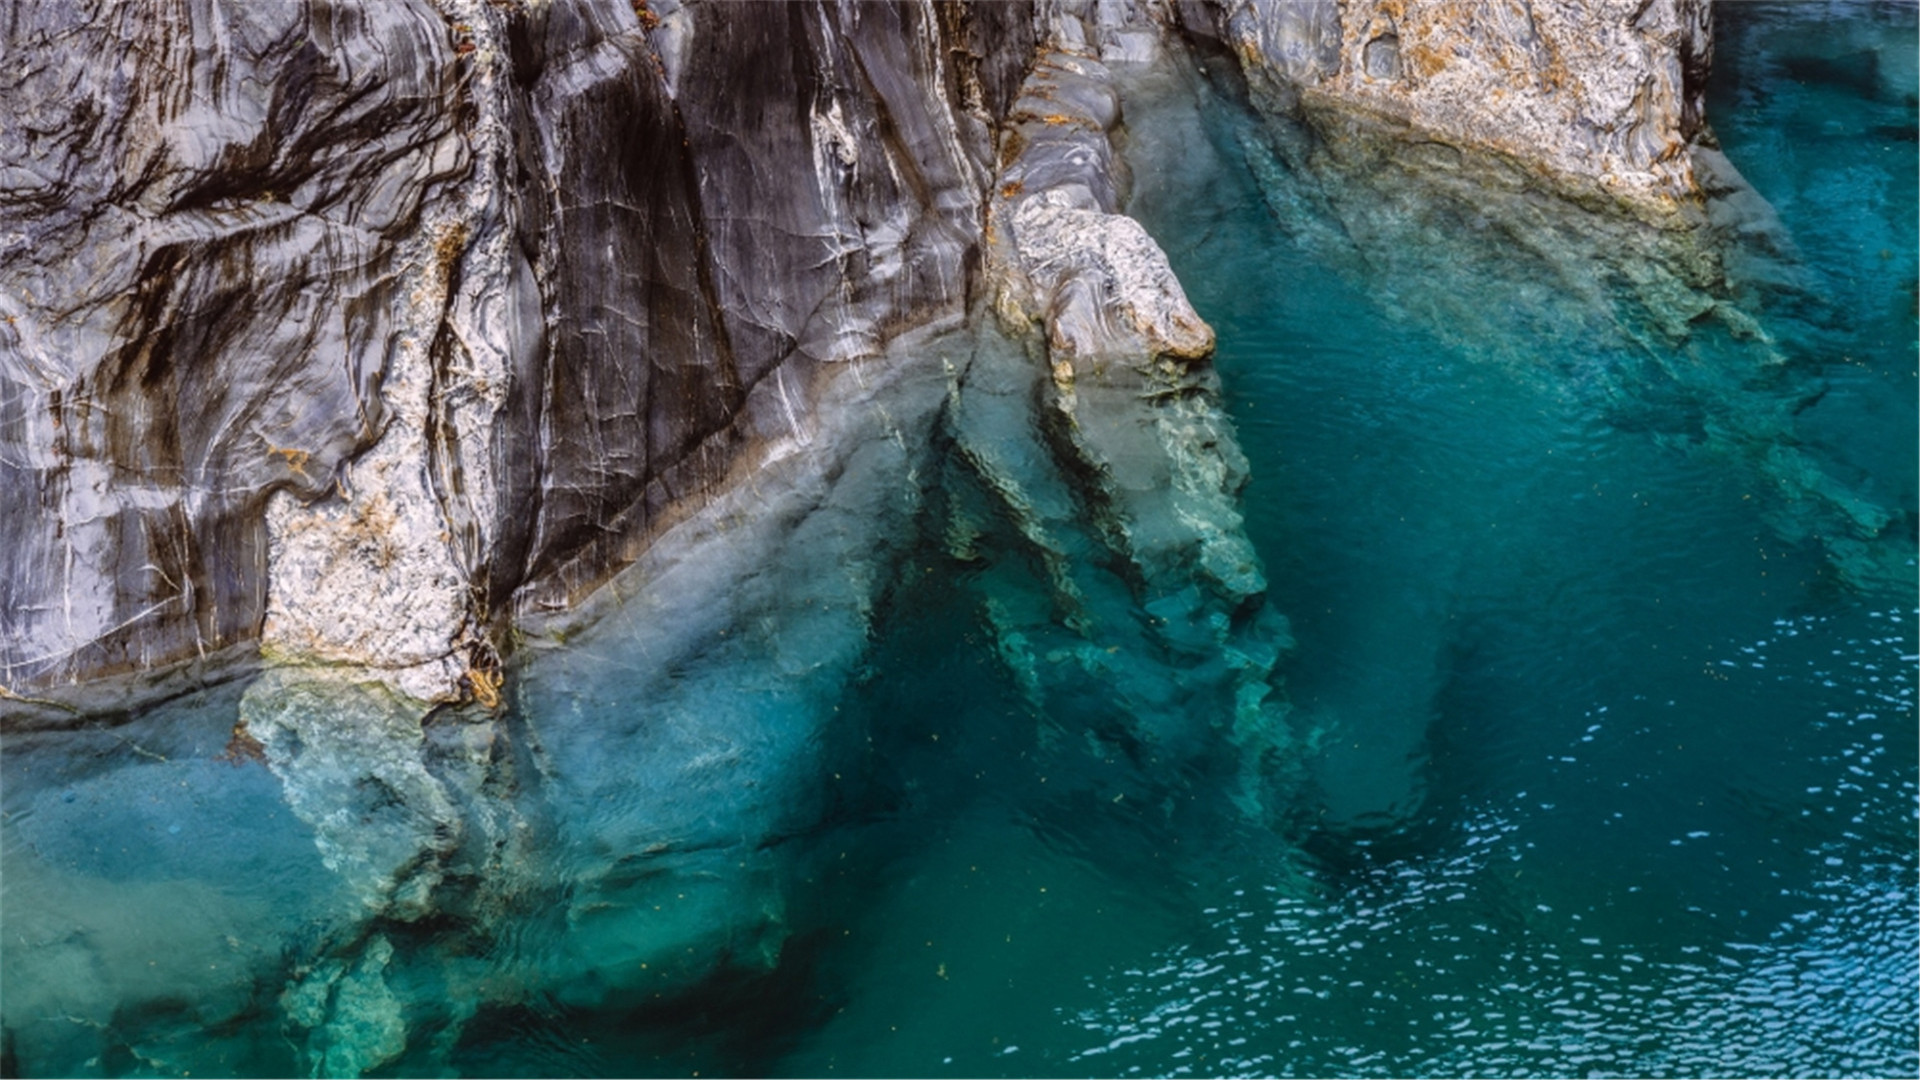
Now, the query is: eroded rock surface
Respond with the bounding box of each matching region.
[976,11,1301,821]
[2,0,1785,717]
[1183,0,1713,208]
[0,5,1035,1066]
[4,2,1909,1076]
[1,0,1036,714]
[0,0,467,705]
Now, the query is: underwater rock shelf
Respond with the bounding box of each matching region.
[2,1,1914,1078]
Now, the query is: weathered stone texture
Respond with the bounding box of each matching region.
[1189,0,1714,206]
[0,0,465,700]
[510,0,1004,615]
[1,0,1036,711]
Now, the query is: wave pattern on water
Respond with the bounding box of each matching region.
[1065,612,1918,1078]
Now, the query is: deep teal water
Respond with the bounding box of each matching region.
[2,5,1914,1078]
[685,7,1914,1076]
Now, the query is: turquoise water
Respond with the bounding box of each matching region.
[2,5,1914,1077]
[718,8,1915,1076]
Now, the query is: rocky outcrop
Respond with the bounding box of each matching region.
[0,0,1035,714]
[2,0,1765,718]
[969,10,1301,820]
[0,0,468,707]
[0,3,1305,1068]
[0,5,1054,1070]
[1182,0,1713,209]
[1185,0,1910,589]
[13,2,1907,1076]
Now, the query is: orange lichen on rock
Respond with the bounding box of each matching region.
[1404,42,1449,80]
[220,720,269,766]
[269,445,312,478]
[464,666,503,709]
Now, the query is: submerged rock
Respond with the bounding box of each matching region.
[239,669,466,920]
[1189,0,1911,591]
[283,935,409,1078]
[0,683,349,1076]
[499,324,956,1011]
[972,12,1303,821]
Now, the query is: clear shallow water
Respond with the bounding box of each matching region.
[3,6,1915,1078]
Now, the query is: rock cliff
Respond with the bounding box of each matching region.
[2,0,1742,720]
[1,0,1034,713]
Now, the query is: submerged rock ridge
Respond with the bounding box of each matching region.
[967,14,1301,819]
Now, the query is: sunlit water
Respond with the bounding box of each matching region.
[3,5,1914,1078]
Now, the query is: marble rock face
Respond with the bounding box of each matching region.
[0,2,1771,1073]
[0,0,1730,717]
[0,0,467,706]
[0,0,1035,713]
